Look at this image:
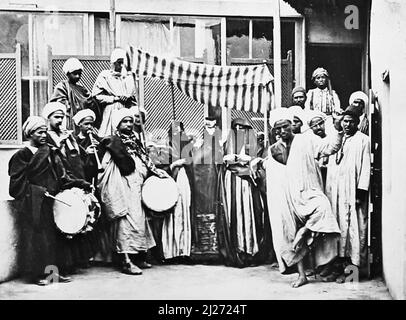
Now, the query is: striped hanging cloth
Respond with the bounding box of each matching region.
[128,47,274,114]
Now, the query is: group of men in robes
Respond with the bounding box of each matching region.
[8,54,371,289]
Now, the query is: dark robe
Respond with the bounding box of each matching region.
[46,130,96,269]
[75,133,101,183]
[8,144,90,281]
[73,132,113,263]
[50,80,99,131]
[190,128,223,261]
[46,131,85,181]
[217,127,271,267]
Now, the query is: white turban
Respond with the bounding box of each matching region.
[112,108,135,129]
[289,106,306,124]
[42,102,66,119]
[22,116,47,138]
[306,110,327,126]
[349,91,368,106]
[129,106,147,118]
[269,107,293,128]
[110,48,127,64]
[72,109,96,126]
[312,67,329,80]
[62,58,84,75]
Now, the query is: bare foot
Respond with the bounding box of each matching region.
[291,275,308,288]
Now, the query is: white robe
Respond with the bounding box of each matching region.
[92,70,137,137]
[325,131,371,267]
[162,167,192,259]
[264,130,342,273]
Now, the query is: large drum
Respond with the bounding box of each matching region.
[141,176,179,213]
[53,187,100,238]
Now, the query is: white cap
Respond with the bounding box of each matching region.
[42,102,66,119]
[72,109,96,126]
[269,107,293,128]
[62,58,84,75]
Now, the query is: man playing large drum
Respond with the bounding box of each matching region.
[8,116,91,285]
[97,108,168,275]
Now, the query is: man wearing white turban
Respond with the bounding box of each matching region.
[288,105,307,134]
[92,48,138,137]
[72,109,100,183]
[349,90,369,135]
[97,108,167,275]
[305,67,341,116]
[43,101,87,183]
[9,116,91,285]
[50,57,94,131]
[251,108,344,288]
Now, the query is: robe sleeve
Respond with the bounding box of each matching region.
[357,137,371,191]
[304,90,313,111]
[332,90,341,112]
[8,150,30,199]
[92,72,116,104]
[316,130,344,158]
[50,81,69,104]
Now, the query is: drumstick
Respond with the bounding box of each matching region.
[44,192,72,207]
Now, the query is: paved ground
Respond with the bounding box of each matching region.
[0,265,391,300]
[0,264,391,300]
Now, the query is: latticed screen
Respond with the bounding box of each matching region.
[143,77,205,142]
[232,60,293,107]
[0,58,18,143]
[267,63,292,108]
[51,58,111,92]
[231,109,265,133]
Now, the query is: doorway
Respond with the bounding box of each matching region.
[306,44,363,109]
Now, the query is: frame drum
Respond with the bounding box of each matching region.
[53,187,99,237]
[141,176,179,212]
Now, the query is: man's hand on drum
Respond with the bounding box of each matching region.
[156,168,170,179]
[170,158,186,171]
[237,154,252,163]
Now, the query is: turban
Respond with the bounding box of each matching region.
[130,106,147,118]
[312,67,329,80]
[42,102,66,119]
[269,107,293,128]
[112,108,135,129]
[342,104,362,120]
[62,58,84,75]
[349,91,368,106]
[22,116,47,138]
[110,48,127,64]
[306,110,327,126]
[289,105,306,124]
[72,109,96,126]
[291,86,306,96]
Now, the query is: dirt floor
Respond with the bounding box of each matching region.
[0,264,391,300]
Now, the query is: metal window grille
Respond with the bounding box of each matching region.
[0,44,22,145]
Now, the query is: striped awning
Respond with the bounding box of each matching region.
[129,48,274,114]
